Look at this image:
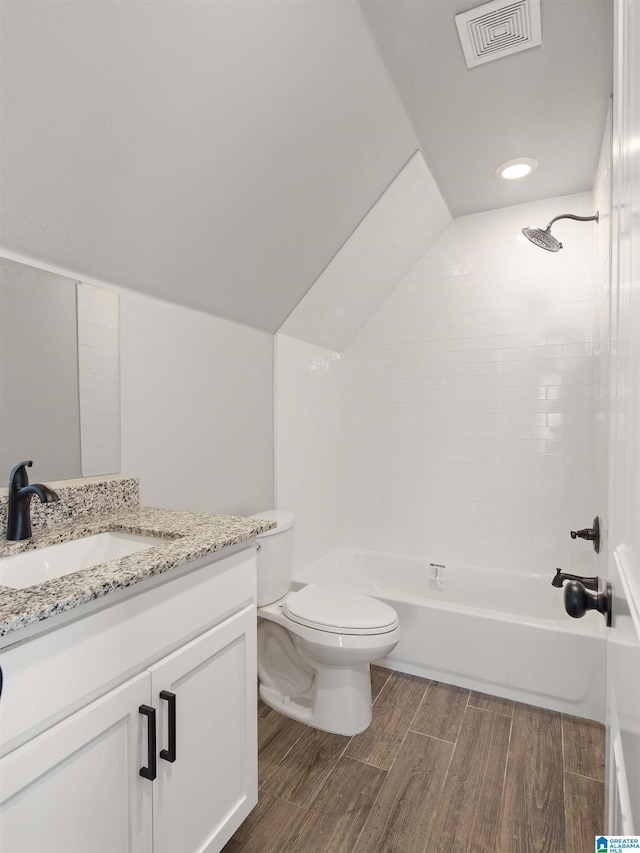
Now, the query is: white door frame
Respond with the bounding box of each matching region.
[605,0,640,834]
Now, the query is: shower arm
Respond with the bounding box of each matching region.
[546,212,600,230]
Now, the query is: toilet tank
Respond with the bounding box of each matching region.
[250,510,295,606]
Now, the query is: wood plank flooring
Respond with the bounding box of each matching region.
[224,668,605,853]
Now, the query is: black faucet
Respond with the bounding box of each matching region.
[551,567,599,592]
[6,460,59,541]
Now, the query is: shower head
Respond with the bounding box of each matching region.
[521,212,599,252]
[522,225,563,252]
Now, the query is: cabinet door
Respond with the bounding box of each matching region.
[149,605,257,853]
[0,672,153,853]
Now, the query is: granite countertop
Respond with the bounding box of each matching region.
[0,506,275,638]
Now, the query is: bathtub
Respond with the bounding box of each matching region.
[292,547,606,722]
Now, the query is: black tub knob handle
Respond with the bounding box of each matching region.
[564,579,612,627]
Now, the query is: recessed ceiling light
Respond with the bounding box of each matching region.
[495,158,539,180]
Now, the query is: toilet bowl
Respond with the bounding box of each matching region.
[251,511,399,736]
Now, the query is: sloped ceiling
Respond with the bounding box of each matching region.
[359,0,613,217]
[280,152,451,351]
[0,1,613,330]
[0,1,419,331]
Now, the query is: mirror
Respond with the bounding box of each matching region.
[0,257,120,483]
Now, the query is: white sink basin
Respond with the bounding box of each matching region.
[0,532,167,590]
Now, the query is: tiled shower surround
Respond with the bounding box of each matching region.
[277,191,599,576]
[275,335,342,571]
[279,152,450,353]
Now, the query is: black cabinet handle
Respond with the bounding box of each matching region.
[139,704,157,780]
[160,690,177,763]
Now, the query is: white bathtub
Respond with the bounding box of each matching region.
[293,547,606,722]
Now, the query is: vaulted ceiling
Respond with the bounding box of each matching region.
[360,0,613,217]
[0,1,613,332]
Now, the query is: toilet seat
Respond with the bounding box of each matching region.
[282,583,399,635]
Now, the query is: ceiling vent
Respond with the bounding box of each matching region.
[455,0,541,68]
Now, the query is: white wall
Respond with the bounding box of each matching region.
[120,290,274,516]
[280,152,451,351]
[277,192,600,577]
[0,0,420,332]
[0,253,274,515]
[592,106,612,571]
[276,153,450,569]
[339,193,597,575]
[275,334,341,569]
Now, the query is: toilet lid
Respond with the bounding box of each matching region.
[282,584,399,635]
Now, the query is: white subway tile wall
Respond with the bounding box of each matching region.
[339,193,597,574]
[276,190,601,578]
[279,151,451,352]
[77,283,120,476]
[275,333,341,569]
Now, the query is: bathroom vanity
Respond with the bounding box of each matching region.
[0,479,274,853]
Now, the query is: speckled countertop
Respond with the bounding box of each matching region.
[0,506,275,638]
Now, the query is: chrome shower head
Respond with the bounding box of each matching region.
[522,226,563,252]
[522,212,599,252]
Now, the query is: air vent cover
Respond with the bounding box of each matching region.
[455,0,541,68]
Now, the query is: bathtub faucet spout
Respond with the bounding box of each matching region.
[551,568,598,592]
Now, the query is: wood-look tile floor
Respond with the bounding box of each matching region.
[224,667,605,853]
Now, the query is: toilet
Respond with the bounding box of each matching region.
[251,510,399,736]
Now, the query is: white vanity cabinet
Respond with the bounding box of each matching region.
[1,671,153,853]
[150,606,256,853]
[0,545,258,853]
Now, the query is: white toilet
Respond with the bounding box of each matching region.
[252,510,399,736]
